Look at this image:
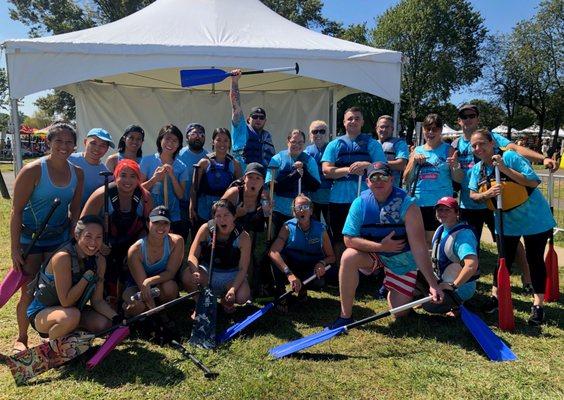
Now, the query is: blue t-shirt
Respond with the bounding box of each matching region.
[468,150,555,236]
[265,150,321,216]
[411,143,453,207]
[304,143,331,205]
[69,153,112,207]
[454,133,510,209]
[380,138,409,187]
[177,146,209,202]
[139,153,188,222]
[342,190,417,275]
[321,134,386,204]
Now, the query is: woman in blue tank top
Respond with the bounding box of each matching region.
[106,124,145,172]
[122,206,184,316]
[190,128,242,229]
[269,195,335,312]
[403,114,463,246]
[10,122,84,352]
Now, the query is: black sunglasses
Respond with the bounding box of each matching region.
[311,129,326,135]
[250,114,266,120]
[460,114,477,120]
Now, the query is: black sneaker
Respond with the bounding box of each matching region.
[528,305,544,326]
[326,316,354,330]
[481,296,498,314]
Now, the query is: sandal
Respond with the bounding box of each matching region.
[12,340,28,354]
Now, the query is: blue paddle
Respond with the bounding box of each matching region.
[218,266,331,344]
[446,291,517,362]
[269,296,433,359]
[180,64,299,87]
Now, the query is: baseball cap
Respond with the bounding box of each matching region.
[366,162,392,178]
[87,128,115,148]
[149,206,171,223]
[244,162,265,178]
[435,196,459,210]
[185,123,205,134]
[250,106,266,117]
[457,104,479,117]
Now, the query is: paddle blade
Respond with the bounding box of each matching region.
[544,244,559,302]
[180,69,229,87]
[0,268,25,308]
[218,303,274,344]
[86,326,130,370]
[460,306,517,362]
[3,331,94,385]
[189,288,218,349]
[497,258,515,331]
[269,327,346,359]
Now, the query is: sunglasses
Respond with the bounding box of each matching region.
[311,129,326,135]
[250,114,266,120]
[459,114,477,120]
[369,174,391,182]
[293,204,311,212]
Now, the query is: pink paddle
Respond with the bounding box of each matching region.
[86,326,130,370]
[0,269,25,308]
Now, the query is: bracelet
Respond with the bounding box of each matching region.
[318,260,326,267]
[283,266,292,276]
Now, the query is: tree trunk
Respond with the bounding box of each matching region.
[552,113,561,148]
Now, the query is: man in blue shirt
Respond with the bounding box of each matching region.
[328,162,444,328]
[376,115,408,187]
[229,69,275,170]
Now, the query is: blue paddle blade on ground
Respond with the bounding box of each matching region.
[218,302,275,344]
[180,69,230,87]
[269,326,346,359]
[460,305,517,362]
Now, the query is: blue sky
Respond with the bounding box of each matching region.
[1,0,540,116]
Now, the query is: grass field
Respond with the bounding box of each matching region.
[0,197,562,399]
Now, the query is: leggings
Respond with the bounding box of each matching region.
[493,229,551,293]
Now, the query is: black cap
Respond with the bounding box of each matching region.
[185,123,205,134]
[457,104,479,117]
[244,162,266,178]
[366,161,392,178]
[250,106,266,117]
[149,206,171,223]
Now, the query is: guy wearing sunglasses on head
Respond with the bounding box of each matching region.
[328,162,444,328]
[230,69,275,170]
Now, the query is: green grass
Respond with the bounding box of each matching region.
[0,197,562,399]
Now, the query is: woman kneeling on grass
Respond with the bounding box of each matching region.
[416,196,479,315]
[27,216,118,340]
[122,206,184,316]
[182,199,251,314]
[268,194,335,313]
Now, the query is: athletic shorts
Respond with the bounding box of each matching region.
[360,252,416,297]
[419,206,440,232]
[328,202,350,242]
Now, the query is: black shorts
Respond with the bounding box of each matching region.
[28,310,52,339]
[459,208,495,242]
[420,206,440,232]
[328,203,350,242]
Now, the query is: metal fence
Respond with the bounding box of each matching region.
[537,173,563,235]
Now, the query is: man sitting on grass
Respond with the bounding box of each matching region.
[329,162,444,328]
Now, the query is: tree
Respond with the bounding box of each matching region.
[0,68,8,112]
[23,110,53,129]
[372,0,487,143]
[466,99,504,132]
[322,21,369,45]
[261,0,325,28]
[35,91,76,121]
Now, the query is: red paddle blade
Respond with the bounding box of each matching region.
[544,244,560,302]
[86,326,130,370]
[497,258,515,331]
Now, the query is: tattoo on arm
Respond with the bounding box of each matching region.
[230,81,243,120]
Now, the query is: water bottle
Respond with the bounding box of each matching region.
[130,287,160,302]
[261,198,271,217]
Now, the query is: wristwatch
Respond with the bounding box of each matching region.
[283,266,292,276]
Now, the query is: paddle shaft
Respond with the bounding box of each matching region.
[163,174,169,209]
[494,166,505,257]
[267,166,278,241]
[278,265,331,302]
[191,164,200,224]
[22,198,61,260]
[235,65,298,76]
[357,174,362,197]
[99,171,112,246]
[170,340,218,379]
[345,296,433,331]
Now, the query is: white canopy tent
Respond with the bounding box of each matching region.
[3,0,403,173]
[519,124,541,135]
[441,124,461,136]
[492,125,518,136]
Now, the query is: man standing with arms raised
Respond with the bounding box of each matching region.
[376,115,408,188]
[321,107,386,279]
[230,70,275,169]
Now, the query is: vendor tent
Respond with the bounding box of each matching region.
[441,124,460,135]
[3,0,403,172]
[492,125,518,135]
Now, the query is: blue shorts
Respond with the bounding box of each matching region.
[200,266,240,297]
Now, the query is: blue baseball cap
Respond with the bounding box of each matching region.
[86,128,115,148]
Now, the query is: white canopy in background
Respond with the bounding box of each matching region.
[441,124,460,135]
[3,0,403,163]
[519,124,541,134]
[492,125,518,135]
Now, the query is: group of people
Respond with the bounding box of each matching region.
[8,70,557,355]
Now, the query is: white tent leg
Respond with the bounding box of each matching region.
[393,102,400,137]
[329,89,337,140]
[10,99,22,176]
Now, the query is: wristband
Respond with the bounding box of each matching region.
[283,266,292,276]
[450,282,458,290]
[318,260,326,267]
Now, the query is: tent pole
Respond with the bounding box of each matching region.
[329,89,337,140]
[393,102,400,138]
[5,49,23,176]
